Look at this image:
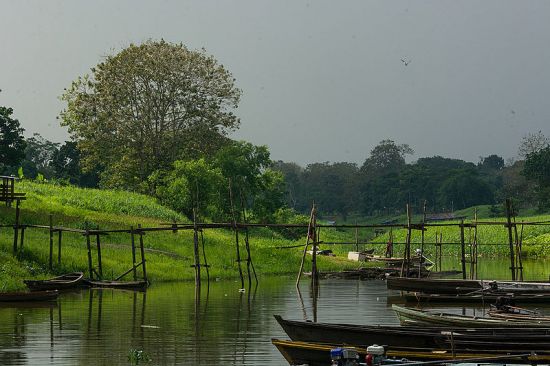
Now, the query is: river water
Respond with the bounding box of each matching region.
[1,258,550,365]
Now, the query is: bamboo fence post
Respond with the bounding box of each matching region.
[418,200,427,278]
[192,209,201,288]
[400,204,412,277]
[138,224,147,283]
[518,222,524,281]
[228,180,244,289]
[130,226,137,281]
[85,225,93,279]
[200,230,210,283]
[355,220,359,252]
[311,210,319,289]
[49,214,54,270]
[13,199,20,253]
[473,208,478,280]
[505,199,516,281]
[20,225,25,250]
[58,229,62,265]
[296,204,315,287]
[96,226,102,280]
[460,219,466,280]
[239,191,256,287]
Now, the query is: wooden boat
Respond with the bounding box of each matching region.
[0,290,59,302]
[387,277,550,294]
[84,279,148,290]
[274,315,550,351]
[402,292,550,304]
[24,272,84,291]
[392,304,550,327]
[271,339,549,366]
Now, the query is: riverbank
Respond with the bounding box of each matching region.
[0,181,362,291]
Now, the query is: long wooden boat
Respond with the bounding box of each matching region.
[24,272,84,291]
[274,315,550,351]
[393,304,550,327]
[84,279,148,290]
[271,339,549,366]
[387,277,550,294]
[0,290,59,302]
[402,292,550,304]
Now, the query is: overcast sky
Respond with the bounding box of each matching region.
[1,0,549,166]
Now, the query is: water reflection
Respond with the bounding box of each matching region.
[2,258,550,365]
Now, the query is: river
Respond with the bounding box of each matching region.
[1,258,550,365]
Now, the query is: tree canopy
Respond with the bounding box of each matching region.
[60,40,242,191]
[0,106,26,173]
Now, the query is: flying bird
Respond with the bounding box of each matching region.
[401,58,411,66]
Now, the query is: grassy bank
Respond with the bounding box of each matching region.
[0,181,361,291]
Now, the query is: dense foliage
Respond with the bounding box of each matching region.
[59,40,241,191]
[0,106,26,172]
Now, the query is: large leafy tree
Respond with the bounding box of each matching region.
[523,147,550,210]
[0,106,26,173]
[60,40,241,191]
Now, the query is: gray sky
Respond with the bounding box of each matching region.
[1,0,549,166]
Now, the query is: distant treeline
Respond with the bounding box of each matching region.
[273,136,550,219]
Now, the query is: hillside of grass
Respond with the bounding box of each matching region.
[0,181,362,291]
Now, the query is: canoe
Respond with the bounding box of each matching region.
[84,280,148,290]
[274,315,550,351]
[24,272,84,291]
[402,292,550,304]
[0,290,59,302]
[392,304,550,327]
[387,277,550,294]
[271,339,549,366]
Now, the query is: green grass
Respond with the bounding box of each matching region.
[0,181,362,291]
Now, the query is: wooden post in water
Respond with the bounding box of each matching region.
[96,226,102,280]
[130,226,137,281]
[58,230,62,265]
[192,209,201,288]
[400,204,412,277]
[505,199,516,281]
[49,214,54,270]
[13,199,20,253]
[228,180,244,289]
[311,207,319,290]
[138,224,147,284]
[355,222,359,252]
[460,220,466,280]
[85,225,93,279]
[296,204,315,287]
[418,200,427,278]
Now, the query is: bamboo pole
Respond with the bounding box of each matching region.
[418,200,427,278]
[505,199,516,281]
[460,219,466,280]
[96,226,102,280]
[20,226,25,249]
[228,180,244,289]
[13,199,20,253]
[138,224,147,283]
[49,214,53,270]
[400,204,412,277]
[130,226,137,281]
[192,209,201,288]
[311,217,319,290]
[58,230,62,265]
[85,225,93,279]
[296,204,315,287]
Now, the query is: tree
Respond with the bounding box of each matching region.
[0,106,26,173]
[518,131,549,159]
[50,141,99,187]
[479,154,504,171]
[19,133,59,179]
[437,168,494,210]
[523,147,550,210]
[361,139,413,174]
[60,40,242,191]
